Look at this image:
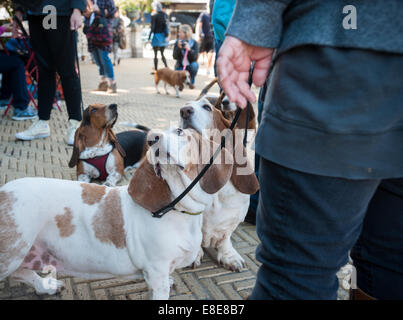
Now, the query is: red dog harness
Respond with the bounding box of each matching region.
[81,149,113,181]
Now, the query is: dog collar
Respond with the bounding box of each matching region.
[179,210,202,216]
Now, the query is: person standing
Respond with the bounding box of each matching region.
[148,1,168,70]
[173,24,198,89]
[111,6,124,66]
[195,2,214,74]
[84,0,117,93]
[217,0,403,299]
[14,0,86,144]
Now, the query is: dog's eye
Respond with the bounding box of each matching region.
[202,104,212,112]
[91,108,97,113]
[176,128,184,136]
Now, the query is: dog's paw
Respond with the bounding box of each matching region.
[191,248,204,269]
[217,249,246,273]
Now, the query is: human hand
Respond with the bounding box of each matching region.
[70,8,83,30]
[184,42,190,50]
[11,21,23,38]
[92,3,100,13]
[217,36,274,108]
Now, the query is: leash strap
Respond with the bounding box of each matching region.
[152,107,242,218]
[152,64,255,218]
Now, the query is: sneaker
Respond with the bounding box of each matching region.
[12,107,37,121]
[189,83,195,89]
[107,82,117,94]
[67,119,80,146]
[96,80,109,91]
[15,118,50,141]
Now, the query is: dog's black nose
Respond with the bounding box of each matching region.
[222,100,230,107]
[148,133,160,147]
[109,104,117,110]
[180,106,194,120]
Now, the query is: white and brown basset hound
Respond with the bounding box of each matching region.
[0,127,233,299]
[180,97,259,272]
[68,104,149,186]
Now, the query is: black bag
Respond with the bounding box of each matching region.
[86,10,113,47]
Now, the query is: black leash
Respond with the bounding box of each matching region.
[152,65,254,218]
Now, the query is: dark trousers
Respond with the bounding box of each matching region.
[0,52,29,110]
[250,158,403,299]
[28,15,82,121]
[153,46,167,70]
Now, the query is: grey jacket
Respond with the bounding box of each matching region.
[227,0,403,55]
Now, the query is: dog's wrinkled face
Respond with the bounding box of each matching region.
[147,127,194,177]
[180,98,217,134]
[83,104,118,129]
[146,127,233,195]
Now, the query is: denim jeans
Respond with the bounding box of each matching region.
[0,52,29,110]
[175,61,198,84]
[92,48,114,80]
[250,158,403,299]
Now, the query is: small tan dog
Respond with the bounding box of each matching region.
[152,67,190,98]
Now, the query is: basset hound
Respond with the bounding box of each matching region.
[152,67,190,98]
[68,104,149,186]
[180,97,259,272]
[0,127,233,299]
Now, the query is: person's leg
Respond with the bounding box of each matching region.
[27,15,56,121]
[0,52,29,111]
[186,62,199,85]
[91,49,108,91]
[98,50,115,92]
[160,47,168,68]
[153,46,159,70]
[47,17,82,121]
[250,158,381,299]
[112,42,118,65]
[351,179,403,299]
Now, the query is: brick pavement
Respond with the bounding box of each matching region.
[0,56,350,300]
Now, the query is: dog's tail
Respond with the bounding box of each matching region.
[197,78,218,100]
[119,122,151,132]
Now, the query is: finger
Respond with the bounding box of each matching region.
[238,78,256,104]
[252,56,272,86]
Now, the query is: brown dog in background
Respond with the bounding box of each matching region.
[152,67,190,98]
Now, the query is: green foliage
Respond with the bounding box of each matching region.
[116,0,153,14]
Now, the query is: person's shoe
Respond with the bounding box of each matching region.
[107,82,117,94]
[96,80,109,91]
[117,58,121,65]
[189,83,195,89]
[12,107,37,121]
[15,118,50,141]
[67,119,81,146]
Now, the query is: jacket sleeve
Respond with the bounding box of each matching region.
[149,15,155,40]
[225,0,293,48]
[71,0,87,12]
[187,41,199,62]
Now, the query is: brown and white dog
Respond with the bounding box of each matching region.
[180,97,259,272]
[152,67,190,98]
[68,104,149,187]
[0,127,233,299]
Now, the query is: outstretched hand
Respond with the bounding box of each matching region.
[217,36,274,108]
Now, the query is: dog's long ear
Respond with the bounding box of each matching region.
[230,141,259,194]
[107,129,126,158]
[184,133,233,194]
[68,127,84,168]
[128,157,172,212]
